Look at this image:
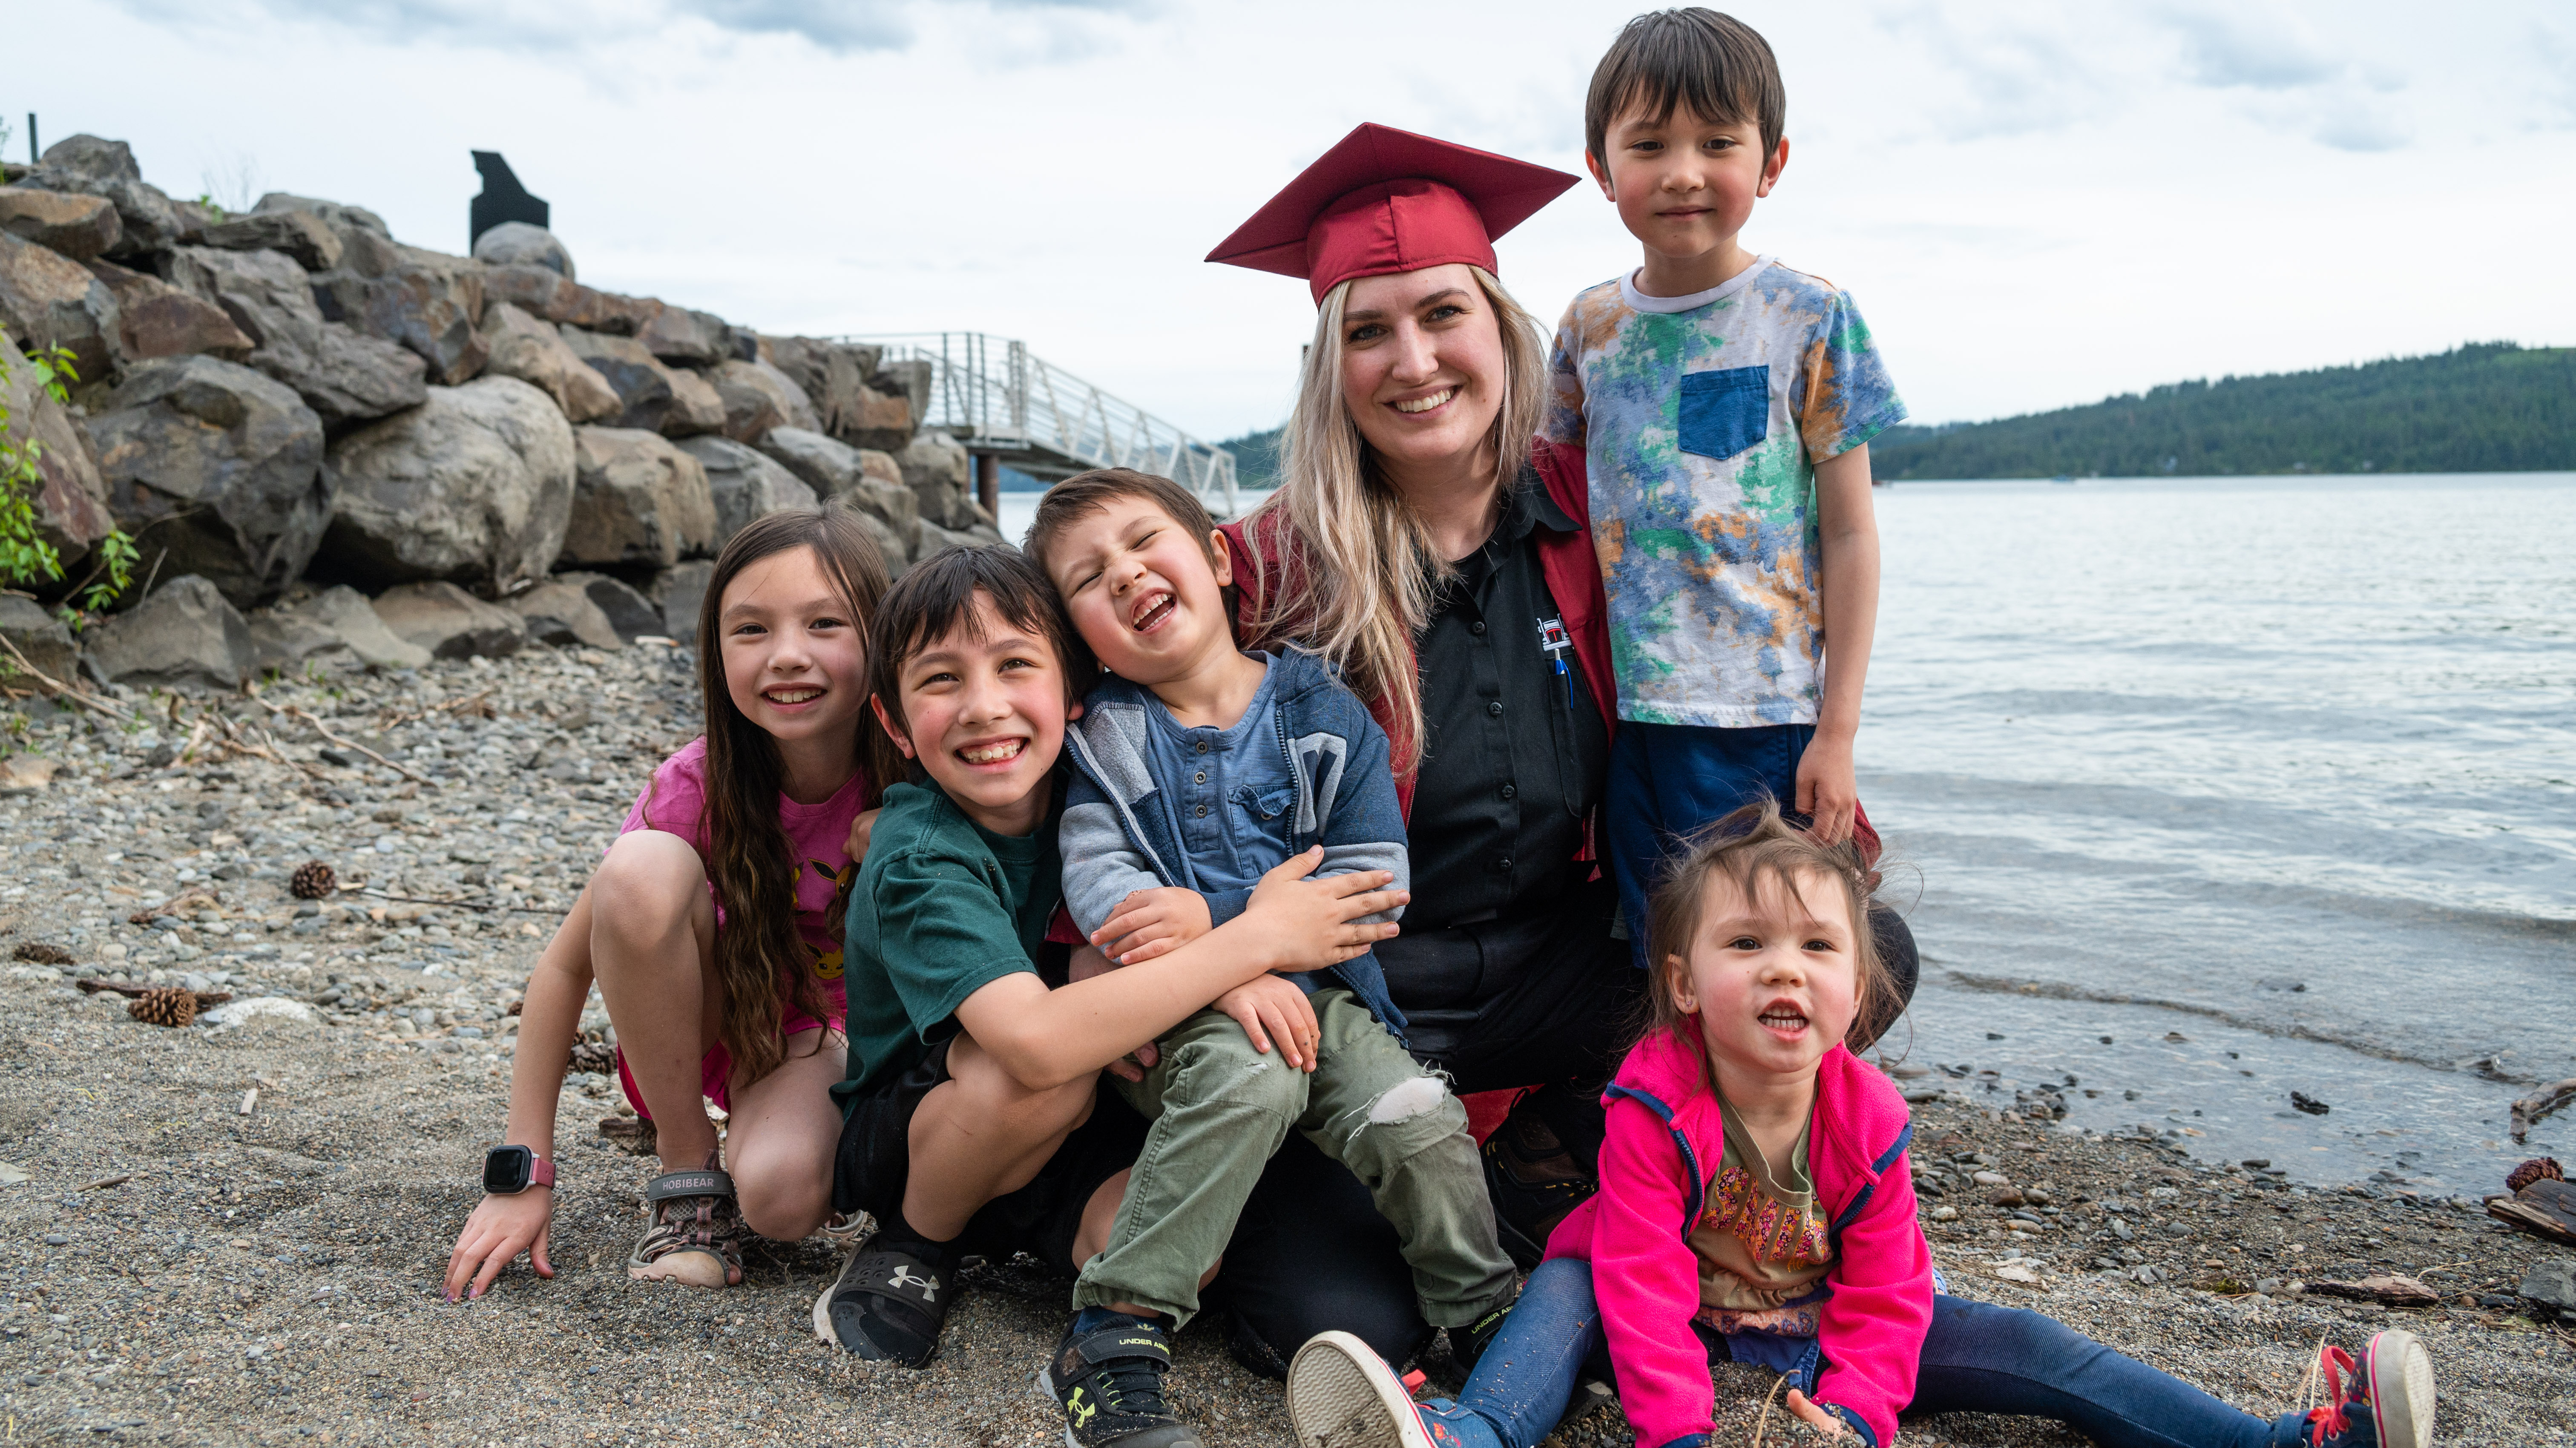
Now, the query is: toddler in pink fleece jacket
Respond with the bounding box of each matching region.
[1282,800,2439,1448]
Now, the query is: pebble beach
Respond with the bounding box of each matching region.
[3,645,2571,1445]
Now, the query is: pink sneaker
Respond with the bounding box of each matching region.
[2303,1330,2436,1448]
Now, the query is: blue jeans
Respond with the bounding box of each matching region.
[1428,1270,2320,1448]
[1605,720,1815,972]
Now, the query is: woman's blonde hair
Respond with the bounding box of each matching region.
[1238,264,1548,777]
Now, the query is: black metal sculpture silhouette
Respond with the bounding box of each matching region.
[469,152,548,248]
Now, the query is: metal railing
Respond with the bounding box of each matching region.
[840,332,1238,516]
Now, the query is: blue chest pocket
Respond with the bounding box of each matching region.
[1678,366,1771,461]
[1235,784,1294,822]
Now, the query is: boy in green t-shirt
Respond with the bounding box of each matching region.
[816,546,1408,1448]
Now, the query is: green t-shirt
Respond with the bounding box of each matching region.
[831,780,1061,1107]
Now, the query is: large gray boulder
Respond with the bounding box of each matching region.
[677,436,817,547]
[570,573,662,643]
[251,193,390,240]
[482,266,651,335]
[195,211,343,272]
[561,426,717,569]
[84,575,253,690]
[85,356,330,609]
[299,323,431,427]
[844,368,922,452]
[755,426,917,554]
[161,245,428,426]
[0,231,123,385]
[0,327,115,569]
[635,303,730,365]
[708,356,817,440]
[765,337,876,441]
[0,595,77,684]
[470,222,573,281]
[310,264,487,386]
[0,188,120,262]
[560,327,722,437]
[246,604,349,674]
[503,576,621,650]
[20,137,183,259]
[39,136,141,182]
[650,560,713,646]
[898,429,990,531]
[371,581,525,660]
[914,517,1005,561]
[289,584,431,669]
[480,302,618,422]
[320,375,576,594]
[84,259,254,364]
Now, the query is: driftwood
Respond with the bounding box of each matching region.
[2513,1077,2576,1143]
[75,979,233,1008]
[2488,1178,2576,1246]
[2301,1274,2441,1307]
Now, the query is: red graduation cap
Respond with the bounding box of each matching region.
[1208,123,1580,305]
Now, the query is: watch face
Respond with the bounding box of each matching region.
[484,1145,531,1194]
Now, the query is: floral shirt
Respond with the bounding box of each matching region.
[1687,1092,1837,1336]
[1543,259,1905,728]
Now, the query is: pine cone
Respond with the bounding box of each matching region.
[11,943,75,965]
[128,987,199,1029]
[569,1041,618,1076]
[2508,1157,2566,1192]
[289,860,337,901]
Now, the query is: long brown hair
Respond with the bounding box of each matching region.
[1639,799,1899,1084]
[690,502,893,1085]
[1237,264,1548,778]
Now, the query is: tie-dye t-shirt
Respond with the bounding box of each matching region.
[1543,260,1905,727]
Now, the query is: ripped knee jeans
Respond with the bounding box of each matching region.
[1074,987,1517,1329]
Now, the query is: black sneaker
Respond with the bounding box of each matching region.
[1481,1115,1593,1270]
[1037,1314,1205,1448]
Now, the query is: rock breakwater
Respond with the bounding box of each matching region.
[1,133,998,692]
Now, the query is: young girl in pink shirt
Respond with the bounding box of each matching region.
[1284,802,2438,1448]
[443,503,894,1299]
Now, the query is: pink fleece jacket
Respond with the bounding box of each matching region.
[1544,1030,1933,1448]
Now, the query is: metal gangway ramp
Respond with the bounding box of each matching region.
[845,333,1239,517]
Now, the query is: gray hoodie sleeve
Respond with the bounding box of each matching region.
[1059,797,1166,939]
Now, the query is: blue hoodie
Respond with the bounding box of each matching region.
[1058,647,1409,1035]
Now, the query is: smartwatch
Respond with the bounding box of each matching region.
[482,1144,557,1194]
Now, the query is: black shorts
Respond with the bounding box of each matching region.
[830,1037,1148,1276]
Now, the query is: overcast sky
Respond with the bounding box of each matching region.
[23,0,2576,442]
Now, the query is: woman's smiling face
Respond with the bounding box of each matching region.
[1337,263,1508,479]
[717,544,870,746]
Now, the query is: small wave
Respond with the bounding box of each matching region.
[1938,970,2536,1082]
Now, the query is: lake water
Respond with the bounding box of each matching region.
[1003,474,2576,1192]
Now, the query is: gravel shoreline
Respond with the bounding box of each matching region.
[2,645,2569,1445]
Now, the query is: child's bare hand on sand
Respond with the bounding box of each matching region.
[444,1185,553,1301]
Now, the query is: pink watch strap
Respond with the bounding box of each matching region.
[529,1155,556,1188]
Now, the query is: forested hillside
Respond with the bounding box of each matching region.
[1216,343,2570,485]
[1870,342,2572,480]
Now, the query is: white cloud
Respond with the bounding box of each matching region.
[24,0,2576,435]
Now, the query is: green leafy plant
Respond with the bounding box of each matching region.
[0,343,138,629]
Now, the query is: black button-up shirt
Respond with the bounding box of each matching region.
[1399,471,1609,932]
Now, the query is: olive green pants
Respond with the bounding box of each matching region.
[1072,988,1516,1330]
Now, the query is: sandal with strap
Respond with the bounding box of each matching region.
[811,1236,953,1367]
[627,1165,745,1289]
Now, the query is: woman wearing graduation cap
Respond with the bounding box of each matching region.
[1202,125,1916,1375]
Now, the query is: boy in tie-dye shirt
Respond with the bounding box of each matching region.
[1544,9,1907,962]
